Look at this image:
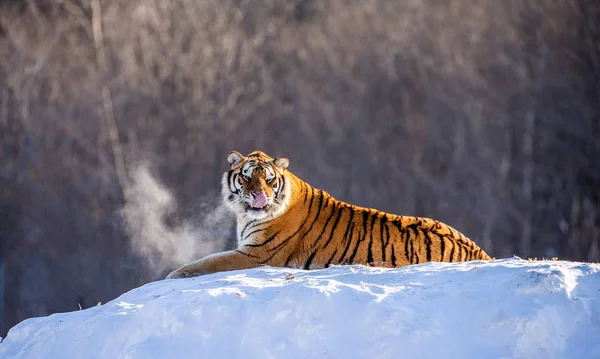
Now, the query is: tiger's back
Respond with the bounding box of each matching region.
[237,178,491,271]
[166,150,491,279]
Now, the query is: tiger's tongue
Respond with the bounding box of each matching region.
[251,192,268,208]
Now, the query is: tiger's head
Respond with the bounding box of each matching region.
[222,150,291,220]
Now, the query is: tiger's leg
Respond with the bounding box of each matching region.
[165,250,262,279]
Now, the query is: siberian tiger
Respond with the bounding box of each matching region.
[166,150,491,279]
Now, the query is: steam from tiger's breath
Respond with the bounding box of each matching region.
[121,163,234,276]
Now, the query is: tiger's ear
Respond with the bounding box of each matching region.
[274,157,289,169]
[227,151,245,168]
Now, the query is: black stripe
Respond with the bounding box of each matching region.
[325,249,338,267]
[439,235,445,262]
[293,186,316,233]
[235,249,257,258]
[456,245,463,261]
[245,230,281,247]
[348,213,368,264]
[384,221,390,249]
[380,216,387,263]
[262,238,293,263]
[367,214,377,265]
[297,190,325,240]
[402,224,409,262]
[411,224,421,263]
[469,241,476,260]
[244,161,256,175]
[301,190,325,232]
[228,171,237,193]
[401,223,414,264]
[285,187,323,266]
[303,182,309,203]
[339,223,356,263]
[460,233,468,245]
[265,166,274,178]
[391,244,397,267]
[303,251,317,269]
[240,220,257,238]
[281,187,316,266]
[340,209,355,244]
[246,221,265,233]
[424,232,432,262]
[323,206,344,248]
[391,221,410,264]
[279,176,285,196]
[312,197,334,247]
[362,211,369,242]
[408,225,417,263]
[347,236,361,265]
[449,239,456,262]
[412,240,419,263]
[243,227,269,242]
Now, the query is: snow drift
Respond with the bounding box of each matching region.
[1,258,599,359]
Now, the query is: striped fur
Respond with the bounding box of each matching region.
[166,150,491,278]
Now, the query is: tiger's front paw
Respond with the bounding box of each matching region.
[165,269,199,279]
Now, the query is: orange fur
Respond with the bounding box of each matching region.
[166,151,491,278]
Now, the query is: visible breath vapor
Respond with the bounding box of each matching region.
[121,163,233,276]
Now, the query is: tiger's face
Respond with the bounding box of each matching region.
[222,151,291,220]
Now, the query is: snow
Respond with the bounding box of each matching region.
[1,258,599,359]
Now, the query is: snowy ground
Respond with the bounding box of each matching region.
[1,257,599,359]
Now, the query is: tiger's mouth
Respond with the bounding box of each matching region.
[244,192,270,213]
[244,202,270,212]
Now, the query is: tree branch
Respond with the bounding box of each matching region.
[91,0,129,197]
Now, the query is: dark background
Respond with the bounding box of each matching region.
[1,0,599,337]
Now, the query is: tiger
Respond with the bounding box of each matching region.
[166,150,491,279]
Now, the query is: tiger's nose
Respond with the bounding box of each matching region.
[251,186,267,196]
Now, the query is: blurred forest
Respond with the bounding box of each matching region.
[1,0,599,336]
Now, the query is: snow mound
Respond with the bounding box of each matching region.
[1,258,599,359]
